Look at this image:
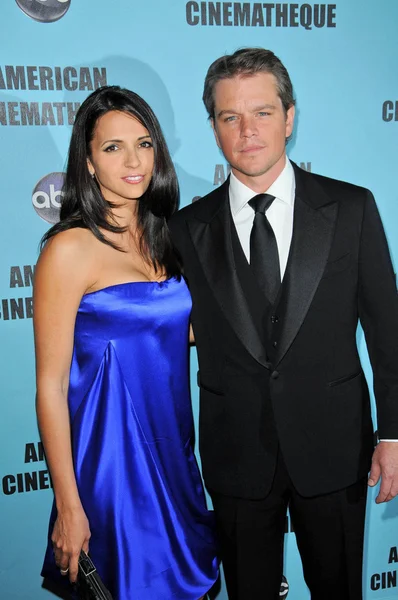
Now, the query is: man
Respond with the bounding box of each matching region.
[169,48,398,599]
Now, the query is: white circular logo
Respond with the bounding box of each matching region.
[16,0,71,23]
[280,575,289,597]
[32,172,65,224]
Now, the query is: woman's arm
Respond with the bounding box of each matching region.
[34,230,95,583]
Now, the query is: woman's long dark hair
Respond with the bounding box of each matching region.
[41,85,181,277]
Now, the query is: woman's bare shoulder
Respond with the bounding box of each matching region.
[36,228,100,292]
[43,227,97,252]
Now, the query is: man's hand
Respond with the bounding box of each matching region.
[368,441,398,503]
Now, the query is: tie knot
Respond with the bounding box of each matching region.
[249,193,275,214]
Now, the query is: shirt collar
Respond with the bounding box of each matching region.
[229,157,295,217]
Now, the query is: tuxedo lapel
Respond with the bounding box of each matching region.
[274,165,338,367]
[187,180,270,369]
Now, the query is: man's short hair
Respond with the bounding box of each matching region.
[203,47,296,119]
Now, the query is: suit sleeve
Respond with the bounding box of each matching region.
[168,213,185,255]
[358,190,398,438]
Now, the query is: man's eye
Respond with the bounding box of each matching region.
[224,116,237,122]
[258,112,270,117]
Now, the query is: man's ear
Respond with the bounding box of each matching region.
[211,118,221,149]
[285,105,295,139]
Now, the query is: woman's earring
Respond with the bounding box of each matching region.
[90,172,95,179]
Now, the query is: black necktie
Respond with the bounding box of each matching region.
[248,193,281,303]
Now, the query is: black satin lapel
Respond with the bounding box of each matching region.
[187,203,270,369]
[274,195,338,367]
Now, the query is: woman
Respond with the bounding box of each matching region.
[34,85,218,600]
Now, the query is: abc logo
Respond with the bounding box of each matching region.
[32,172,65,224]
[280,575,289,598]
[16,0,71,23]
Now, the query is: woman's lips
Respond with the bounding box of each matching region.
[121,175,145,184]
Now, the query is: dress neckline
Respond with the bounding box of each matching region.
[83,277,175,297]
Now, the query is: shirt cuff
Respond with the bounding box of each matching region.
[379,439,398,442]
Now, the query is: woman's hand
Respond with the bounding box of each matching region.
[52,505,91,583]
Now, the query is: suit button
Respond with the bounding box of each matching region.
[271,371,279,379]
[271,315,279,324]
[272,341,277,348]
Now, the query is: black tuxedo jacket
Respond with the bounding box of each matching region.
[169,163,398,499]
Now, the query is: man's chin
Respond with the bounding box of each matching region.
[232,165,273,179]
[231,156,285,180]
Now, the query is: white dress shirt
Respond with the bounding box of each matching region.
[229,157,295,278]
[228,158,396,443]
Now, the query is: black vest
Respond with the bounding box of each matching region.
[229,213,283,366]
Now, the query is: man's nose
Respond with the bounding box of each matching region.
[240,115,258,137]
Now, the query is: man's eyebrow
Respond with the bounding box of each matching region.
[216,109,236,118]
[253,104,277,111]
[216,104,277,118]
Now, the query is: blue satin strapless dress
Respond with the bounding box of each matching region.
[41,277,218,599]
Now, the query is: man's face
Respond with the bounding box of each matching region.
[212,72,295,191]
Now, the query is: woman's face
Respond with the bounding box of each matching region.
[87,110,154,205]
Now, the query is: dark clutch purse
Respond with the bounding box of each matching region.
[75,551,113,600]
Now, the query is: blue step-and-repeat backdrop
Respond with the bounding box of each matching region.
[0,1,397,598]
